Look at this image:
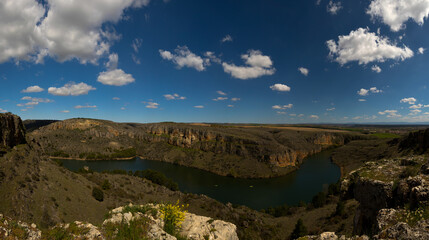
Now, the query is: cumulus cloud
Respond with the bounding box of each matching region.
[400,97,417,104]
[159,46,207,71]
[217,91,227,96]
[21,96,53,103]
[74,104,97,109]
[222,50,275,80]
[231,98,241,102]
[272,104,293,110]
[97,69,135,86]
[213,97,228,101]
[327,1,342,15]
[22,85,44,93]
[48,82,96,96]
[0,0,150,64]
[367,0,429,32]
[310,115,320,120]
[410,109,422,115]
[194,105,204,109]
[221,35,233,43]
[378,109,401,117]
[370,87,382,93]
[144,102,159,109]
[327,28,413,65]
[357,88,370,96]
[298,67,309,76]
[204,51,221,64]
[419,47,426,54]
[371,65,382,73]
[270,84,291,92]
[164,93,186,100]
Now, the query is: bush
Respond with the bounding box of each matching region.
[160,201,187,235]
[334,200,345,217]
[312,192,326,208]
[134,170,179,191]
[102,180,111,190]
[328,181,341,196]
[92,187,104,202]
[290,218,307,240]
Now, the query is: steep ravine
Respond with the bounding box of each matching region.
[30,118,364,178]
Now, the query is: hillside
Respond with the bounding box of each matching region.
[30,118,365,178]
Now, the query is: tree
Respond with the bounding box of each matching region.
[92,187,104,202]
[334,200,345,217]
[290,218,307,240]
[312,192,326,208]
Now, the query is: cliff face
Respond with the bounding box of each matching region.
[398,128,429,154]
[0,113,26,151]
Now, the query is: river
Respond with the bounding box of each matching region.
[60,150,340,210]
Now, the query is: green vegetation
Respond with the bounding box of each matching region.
[103,218,150,240]
[50,150,70,158]
[92,187,104,202]
[311,192,327,208]
[370,132,401,139]
[110,148,136,158]
[134,169,179,191]
[102,179,111,190]
[396,207,429,227]
[334,200,345,217]
[43,222,90,240]
[160,201,187,236]
[290,218,307,240]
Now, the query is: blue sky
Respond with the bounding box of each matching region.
[1,0,429,123]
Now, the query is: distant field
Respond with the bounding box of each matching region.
[370,132,402,139]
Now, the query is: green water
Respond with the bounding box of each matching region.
[60,150,340,209]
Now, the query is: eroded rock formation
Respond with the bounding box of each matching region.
[0,113,26,151]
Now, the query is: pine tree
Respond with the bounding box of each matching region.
[290,218,307,239]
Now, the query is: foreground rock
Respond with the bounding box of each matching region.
[0,213,41,240]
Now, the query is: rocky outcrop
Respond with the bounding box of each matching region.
[398,128,429,154]
[0,213,41,240]
[0,113,26,151]
[341,156,429,235]
[301,232,369,240]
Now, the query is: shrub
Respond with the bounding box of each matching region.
[312,192,326,208]
[92,187,104,202]
[328,181,341,196]
[134,170,179,191]
[160,201,187,235]
[290,218,307,240]
[102,180,111,190]
[334,200,345,217]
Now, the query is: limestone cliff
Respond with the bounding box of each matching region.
[0,113,26,152]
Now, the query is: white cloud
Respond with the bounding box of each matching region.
[424,105,429,108]
[159,46,207,71]
[48,82,96,96]
[25,101,39,106]
[121,107,126,110]
[61,110,70,113]
[227,105,234,108]
[0,108,7,113]
[22,85,44,93]
[410,104,423,109]
[400,97,417,104]
[370,87,382,93]
[204,51,221,65]
[367,0,429,32]
[410,109,422,115]
[277,111,286,115]
[419,47,426,54]
[21,96,53,103]
[144,102,159,109]
[222,50,275,79]
[0,0,150,64]
[221,35,233,43]
[378,109,401,117]
[112,97,120,100]
[298,67,309,76]
[97,69,135,86]
[132,38,143,53]
[310,115,320,120]
[272,104,293,110]
[74,104,97,109]
[217,90,227,96]
[358,99,367,102]
[327,28,413,65]
[106,53,118,70]
[371,65,382,73]
[327,1,342,15]
[357,88,369,96]
[327,107,336,111]
[270,84,291,92]
[289,114,297,117]
[194,105,204,109]
[213,97,228,101]
[231,98,241,102]
[163,93,186,100]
